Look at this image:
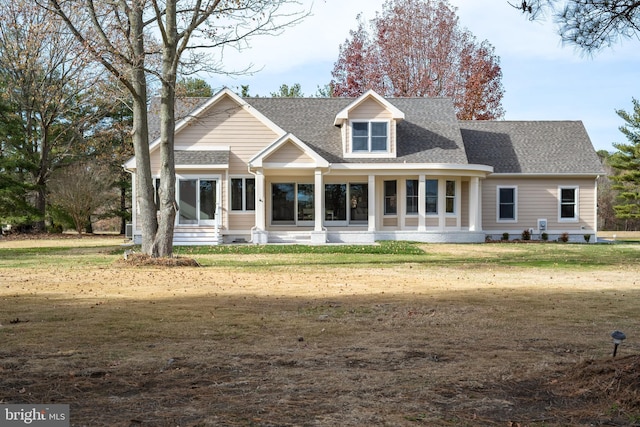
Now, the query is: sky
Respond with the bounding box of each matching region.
[205,0,640,152]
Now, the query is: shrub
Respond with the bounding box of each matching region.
[584,234,591,243]
[502,232,509,241]
[559,232,569,243]
[541,232,548,241]
[521,229,531,241]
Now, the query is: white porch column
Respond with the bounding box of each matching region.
[314,169,323,232]
[255,169,266,230]
[469,176,480,231]
[368,175,376,232]
[418,174,426,231]
[438,179,446,230]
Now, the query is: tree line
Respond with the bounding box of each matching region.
[1,0,639,256]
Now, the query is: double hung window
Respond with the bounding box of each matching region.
[497,187,517,221]
[559,187,578,221]
[352,121,388,152]
[231,178,255,211]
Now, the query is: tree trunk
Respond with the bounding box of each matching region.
[129,5,157,256]
[151,0,179,258]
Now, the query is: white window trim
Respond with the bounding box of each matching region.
[558,185,579,222]
[425,178,439,216]
[445,179,457,216]
[229,176,255,213]
[496,186,518,223]
[175,174,222,226]
[345,119,392,158]
[405,179,419,216]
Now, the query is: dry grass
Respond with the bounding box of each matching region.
[1,236,640,426]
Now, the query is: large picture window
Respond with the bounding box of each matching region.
[352,121,388,152]
[231,177,255,211]
[559,187,578,221]
[272,183,295,223]
[325,183,368,223]
[498,187,517,221]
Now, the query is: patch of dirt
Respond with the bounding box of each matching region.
[115,253,201,267]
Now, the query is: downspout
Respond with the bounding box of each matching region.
[122,165,136,241]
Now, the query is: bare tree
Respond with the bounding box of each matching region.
[0,0,103,231]
[49,162,118,234]
[511,0,640,52]
[332,0,504,120]
[47,0,307,257]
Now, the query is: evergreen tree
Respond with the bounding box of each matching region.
[609,98,640,224]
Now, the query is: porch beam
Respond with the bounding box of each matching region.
[368,175,376,232]
[314,169,323,232]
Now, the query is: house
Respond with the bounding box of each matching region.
[123,88,604,245]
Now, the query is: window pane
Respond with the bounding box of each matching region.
[325,184,347,221]
[384,180,397,215]
[406,180,418,214]
[298,184,314,221]
[231,179,243,211]
[154,178,161,211]
[561,188,575,203]
[426,179,438,214]
[560,188,576,218]
[350,183,368,222]
[499,188,514,204]
[179,179,198,224]
[561,205,575,218]
[371,122,387,151]
[445,180,455,214]
[352,122,368,151]
[199,180,216,220]
[272,183,295,222]
[245,179,255,211]
[499,188,515,220]
[371,122,387,136]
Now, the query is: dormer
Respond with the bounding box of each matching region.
[334,90,405,159]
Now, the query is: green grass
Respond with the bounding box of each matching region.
[0,240,638,270]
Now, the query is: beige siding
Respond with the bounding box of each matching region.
[482,177,597,231]
[228,213,255,230]
[383,217,398,227]
[350,98,393,120]
[265,141,314,164]
[405,217,418,227]
[426,217,438,227]
[150,95,279,174]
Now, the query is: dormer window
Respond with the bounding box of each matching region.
[352,121,389,153]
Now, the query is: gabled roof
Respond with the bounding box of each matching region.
[131,89,603,177]
[460,121,604,175]
[249,133,329,168]
[125,88,285,169]
[247,96,469,165]
[333,89,405,125]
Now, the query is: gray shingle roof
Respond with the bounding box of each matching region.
[175,150,229,166]
[459,121,604,174]
[153,95,603,175]
[247,97,469,164]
